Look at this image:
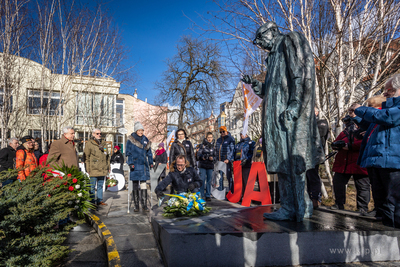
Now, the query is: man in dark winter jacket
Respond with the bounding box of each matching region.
[0,137,19,186]
[155,155,202,197]
[215,126,235,192]
[234,132,255,197]
[354,73,400,228]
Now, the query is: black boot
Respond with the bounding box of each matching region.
[141,189,149,211]
[133,190,140,212]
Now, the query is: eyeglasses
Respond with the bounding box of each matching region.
[95,133,101,135]
[220,131,226,133]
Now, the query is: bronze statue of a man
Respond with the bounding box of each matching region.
[242,21,323,222]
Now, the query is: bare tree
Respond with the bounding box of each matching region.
[198,0,400,137]
[0,0,32,147]
[155,36,229,129]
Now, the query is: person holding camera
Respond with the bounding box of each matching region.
[331,115,370,212]
[197,132,216,201]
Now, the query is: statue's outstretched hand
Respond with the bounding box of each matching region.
[241,75,253,85]
[242,75,262,94]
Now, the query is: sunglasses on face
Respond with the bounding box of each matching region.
[95,133,101,135]
[220,131,225,133]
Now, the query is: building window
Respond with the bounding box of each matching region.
[76,92,115,127]
[28,129,58,140]
[116,99,124,127]
[0,88,13,112]
[28,90,62,115]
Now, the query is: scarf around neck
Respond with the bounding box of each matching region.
[156,148,165,155]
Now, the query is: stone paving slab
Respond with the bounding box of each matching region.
[119,249,164,267]
[92,188,165,267]
[62,222,107,267]
[112,233,158,251]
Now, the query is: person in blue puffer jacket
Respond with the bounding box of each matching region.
[354,74,400,228]
[215,126,235,192]
[234,132,255,198]
[126,121,153,212]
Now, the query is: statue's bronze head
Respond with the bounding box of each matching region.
[253,21,280,51]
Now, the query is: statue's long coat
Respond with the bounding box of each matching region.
[255,32,323,175]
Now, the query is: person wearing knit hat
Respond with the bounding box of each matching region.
[111,145,124,171]
[154,142,167,182]
[126,123,153,212]
[215,126,235,193]
[15,136,37,181]
[134,121,144,133]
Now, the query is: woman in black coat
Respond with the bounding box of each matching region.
[154,142,167,181]
[110,146,124,171]
[169,129,196,168]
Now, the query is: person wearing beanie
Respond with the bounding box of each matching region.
[16,136,38,181]
[154,142,167,182]
[110,145,124,171]
[169,128,196,169]
[215,126,235,192]
[126,122,153,212]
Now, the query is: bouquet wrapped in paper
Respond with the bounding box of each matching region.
[106,176,118,188]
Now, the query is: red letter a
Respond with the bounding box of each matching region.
[241,162,272,207]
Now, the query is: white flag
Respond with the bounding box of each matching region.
[241,81,262,136]
[166,130,175,157]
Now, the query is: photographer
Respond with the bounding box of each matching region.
[197,133,216,201]
[331,115,370,212]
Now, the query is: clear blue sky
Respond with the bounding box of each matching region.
[108,0,218,105]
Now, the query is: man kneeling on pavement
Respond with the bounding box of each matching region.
[155,155,202,198]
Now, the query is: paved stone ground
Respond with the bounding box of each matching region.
[97,187,164,267]
[62,222,107,267]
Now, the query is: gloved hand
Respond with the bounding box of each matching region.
[188,183,196,191]
[156,191,164,198]
[241,159,247,166]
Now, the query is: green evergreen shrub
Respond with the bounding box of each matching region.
[0,164,92,267]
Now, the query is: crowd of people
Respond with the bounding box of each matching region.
[2,73,400,228]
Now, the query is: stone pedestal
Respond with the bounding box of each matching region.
[151,204,400,267]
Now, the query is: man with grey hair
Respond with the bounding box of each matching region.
[354,73,400,228]
[0,137,19,186]
[47,126,78,168]
[83,128,110,206]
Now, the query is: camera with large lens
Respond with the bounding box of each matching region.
[342,115,352,125]
[331,140,346,151]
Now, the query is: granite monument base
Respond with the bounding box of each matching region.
[151,203,400,267]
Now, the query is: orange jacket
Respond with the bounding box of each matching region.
[16,149,38,180]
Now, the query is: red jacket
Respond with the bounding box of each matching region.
[332,131,368,175]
